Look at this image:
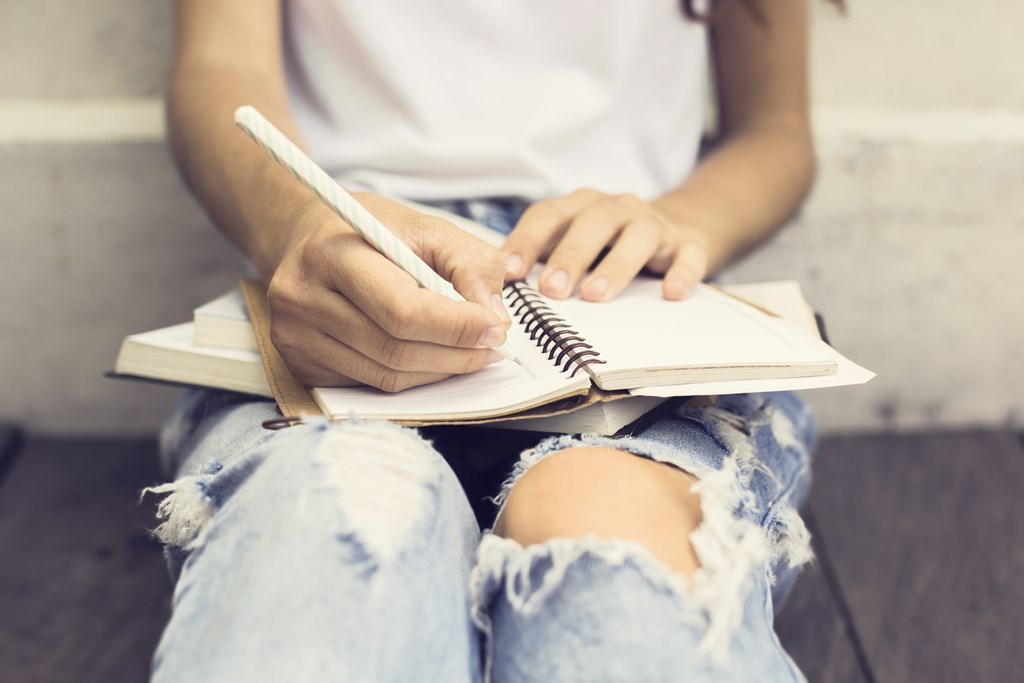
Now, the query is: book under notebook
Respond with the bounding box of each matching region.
[114,322,272,397]
[194,289,259,352]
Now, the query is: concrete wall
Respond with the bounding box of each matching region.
[2,1,1022,435]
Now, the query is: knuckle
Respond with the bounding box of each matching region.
[482,247,507,272]
[581,198,624,225]
[267,279,310,332]
[551,243,591,268]
[680,242,709,268]
[671,258,703,281]
[268,322,300,361]
[267,275,299,313]
[452,310,478,347]
[373,368,405,393]
[300,227,332,252]
[520,200,562,227]
[296,235,333,272]
[381,298,423,339]
[268,324,287,353]
[573,187,605,202]
[457,349,484,374]
[377,336,414,370]
[629,217,664,244]
[404,215,435,247]
[615,193,644,210]
[461,240,505,273]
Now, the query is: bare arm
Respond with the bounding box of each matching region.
[167,0,307,278]
[652,0,815,271]
[502,0,814,301]
[167,0,510,391]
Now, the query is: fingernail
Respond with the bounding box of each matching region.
[506,253,524,278]
[485,350,503,365]
[584,276,609,299]
[665,279,689,300]
[542,269,568,297]
[490,293,511,323]
[479,325,506,347]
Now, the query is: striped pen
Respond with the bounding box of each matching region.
[233,105,521,367]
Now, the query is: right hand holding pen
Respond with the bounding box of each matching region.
[267,194,512,392]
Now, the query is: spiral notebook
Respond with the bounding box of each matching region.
[301,270,839,424]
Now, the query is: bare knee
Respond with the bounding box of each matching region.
[493,446,703,576]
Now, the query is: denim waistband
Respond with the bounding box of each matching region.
[420,197,530,236]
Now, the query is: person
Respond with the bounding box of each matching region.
[146,0,839,680]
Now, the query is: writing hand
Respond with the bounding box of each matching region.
[268,194,511,392]
[502,189,709,301]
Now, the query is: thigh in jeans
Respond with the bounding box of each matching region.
[148,393,485,683]
[469,392,815,683]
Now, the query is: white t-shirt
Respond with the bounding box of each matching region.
[284,0,708,202]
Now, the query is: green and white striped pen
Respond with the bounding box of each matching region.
[233,105,521,367]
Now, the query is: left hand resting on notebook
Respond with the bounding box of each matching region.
[500,189,709,302]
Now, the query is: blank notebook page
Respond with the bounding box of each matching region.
[542,277,835,381]
[312,313,590,420]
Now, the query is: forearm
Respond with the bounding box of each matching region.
[652,120,815,275]
[651,0,815,276]
[167,62,313,281]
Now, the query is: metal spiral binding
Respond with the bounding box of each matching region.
[503,281,607,378]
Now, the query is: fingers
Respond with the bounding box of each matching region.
[289,282,503,374]
[336,259,509,350]
[272,326,457,393]
[269,270,503,392]
[351,192,511,324]
[301,226,509,350]
[416,216,512,324]
[502,189,605,282]
[538,198,636,298]
[267,197,518,393]
[267,187,712,396]
[578,218,662,301]
[661,242,709,300]
[505,189,712,302]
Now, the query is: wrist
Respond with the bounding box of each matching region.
[254,196,346,281]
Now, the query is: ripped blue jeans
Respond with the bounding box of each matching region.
[148,390,814,683]
[146,200,817,682]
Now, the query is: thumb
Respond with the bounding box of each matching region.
[420,218,511,325]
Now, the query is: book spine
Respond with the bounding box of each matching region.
[504,281,606,378]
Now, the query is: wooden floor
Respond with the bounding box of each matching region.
[0,426,1021,682]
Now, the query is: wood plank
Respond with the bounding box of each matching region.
[0,425,23,487]
[776,506,870,683]
[4,429,1019,682]
[810,431,1024,683]
[0,437,171,683]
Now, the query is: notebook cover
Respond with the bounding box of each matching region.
[239,279,324,419]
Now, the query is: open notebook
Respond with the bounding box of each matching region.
[113,276,869,433]
[310,269,840,422]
